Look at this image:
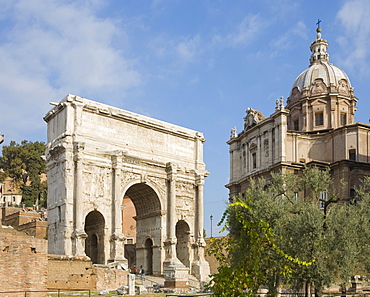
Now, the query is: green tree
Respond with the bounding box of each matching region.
[0,140,47,207]
[208,167,369,297]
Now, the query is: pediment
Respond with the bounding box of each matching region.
[311,98,328,105]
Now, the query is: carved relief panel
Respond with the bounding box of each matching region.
[83,165,112,199]
[176,181,195,217]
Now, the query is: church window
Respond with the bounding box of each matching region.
[315,112,324,126]
[350,188,355,198]
[293,119,299,131]
[320,192,327,209]
[340,113,347,126]
[349,149,356,161]
[252,152,257,169]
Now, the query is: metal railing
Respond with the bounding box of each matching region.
[0,289,91,297]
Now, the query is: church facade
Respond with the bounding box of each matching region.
[44,95,210,287]
[227,27,370,200]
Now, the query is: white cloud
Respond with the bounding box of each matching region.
[213,14,262,48]
[176,34,202,62]
[336,0,370,76]
[0,0,141,142]
[269,21,308,57]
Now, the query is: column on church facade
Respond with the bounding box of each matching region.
[110,152,127,264]
[72,142,87,256]
[268,129,273,166]
[257,133,261,168]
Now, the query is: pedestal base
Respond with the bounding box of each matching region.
[163,260,189,289]
[191,260,211,283]
[164,280,189,288]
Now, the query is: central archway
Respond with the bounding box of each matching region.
[122,183,162,275]
[85,210,105,264]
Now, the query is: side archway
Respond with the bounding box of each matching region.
[176,220,191,268]
[144,238,154,275]
[85,210,105,264]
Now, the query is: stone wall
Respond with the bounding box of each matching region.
[204,237,221,275]
[48,255,128,291]
[0,225,128,294]
[0,226,48,294]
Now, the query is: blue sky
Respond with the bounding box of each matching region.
[1,0,370,237]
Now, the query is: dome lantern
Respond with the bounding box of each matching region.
[309,26,329,65]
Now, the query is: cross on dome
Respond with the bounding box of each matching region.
[309,22,329,65]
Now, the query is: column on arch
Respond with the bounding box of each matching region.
[109,151,127,264]
[164,162,178,262]
[72,142,87,256]
[191,173,211,283]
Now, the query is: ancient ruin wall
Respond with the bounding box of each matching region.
[0,227,48,293]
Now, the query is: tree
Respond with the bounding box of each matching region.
[207,167,370,297]
[0,140,47,207]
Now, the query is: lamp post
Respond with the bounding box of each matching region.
[210,215,213,238]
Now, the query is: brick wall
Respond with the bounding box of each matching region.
[47,255,97,291]
[18,220,48,239]
[1,206,19,223]
[204,237,222,275]
[94,265,128,291]
[0,226,48,294]
[48,255,129,291]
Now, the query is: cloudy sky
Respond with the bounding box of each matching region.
[1,0,370,236]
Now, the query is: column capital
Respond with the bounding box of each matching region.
[111,232,126,242]
[73,142,85,161]
[111,150,124,169]
[166,162,179,174]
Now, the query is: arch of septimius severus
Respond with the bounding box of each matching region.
[44,94,210,287]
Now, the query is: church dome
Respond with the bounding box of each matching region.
[292,61,351,92]
[286,25,357,133]
[289,27,352,98]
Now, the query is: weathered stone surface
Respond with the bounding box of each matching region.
[44,94,210,285]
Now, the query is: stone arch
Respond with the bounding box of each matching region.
[84,210,105,264]
[122,182,162,275]
[124,182,162,218]
[176,220,191,268]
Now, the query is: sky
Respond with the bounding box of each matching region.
[1,0,370,237]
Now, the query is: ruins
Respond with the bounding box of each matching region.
[44,94,210,287]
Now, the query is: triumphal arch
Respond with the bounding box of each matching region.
[44,94,210,286]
